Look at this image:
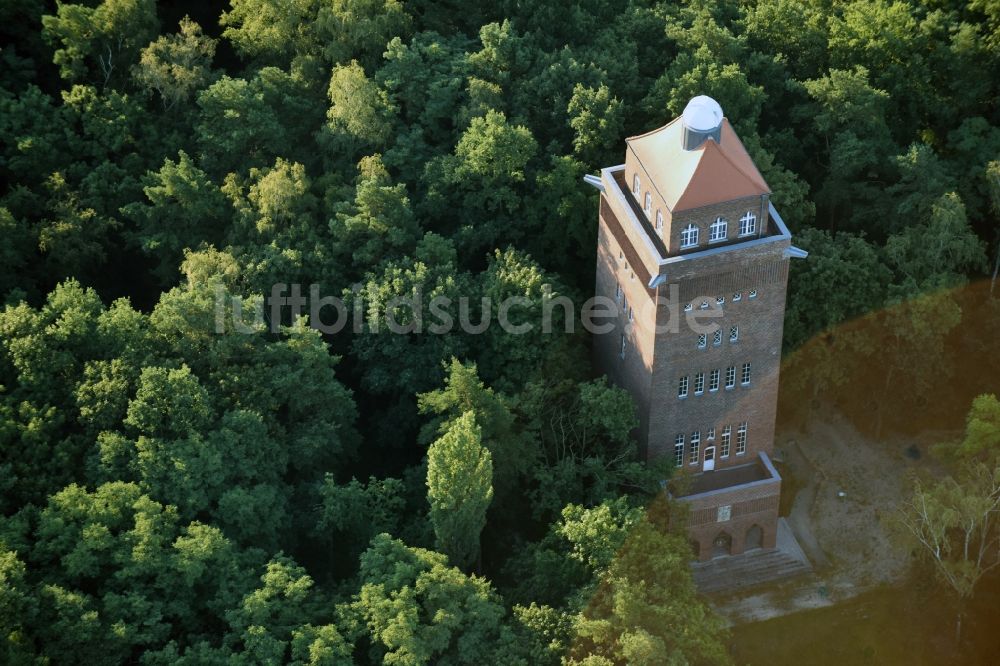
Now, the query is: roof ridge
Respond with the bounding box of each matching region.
[625,115,684,144]
[716,119,770,191]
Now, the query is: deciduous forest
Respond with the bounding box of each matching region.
[1,0,998,664]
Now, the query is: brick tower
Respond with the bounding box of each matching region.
[586,96,807,561]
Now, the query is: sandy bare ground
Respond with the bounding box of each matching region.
[711,412,957,623]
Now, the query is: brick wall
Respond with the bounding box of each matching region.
[680,476,781,560]
[647,241,790,470]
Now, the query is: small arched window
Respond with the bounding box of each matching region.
[655,210,663,231]
[680,224,699,248]
[739,211,757,236]
[644,192,652,214]
[632,174,640,195]
[709,217,727,242]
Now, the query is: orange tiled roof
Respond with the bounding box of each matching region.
[625,117,770,212]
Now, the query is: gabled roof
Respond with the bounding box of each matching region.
[625,117,770,213]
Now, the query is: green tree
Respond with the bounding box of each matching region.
[352,533,511,664]
[426,411,493,570]
[122,150,231,284]
[133,16,217,111]
[42,0,159,86]
[566,503,731,665]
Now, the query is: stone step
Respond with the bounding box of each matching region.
[693,548,811,595]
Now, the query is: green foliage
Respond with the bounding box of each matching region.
[42,0,159,85]
[5,0,1000,662]
[133,16,217,111]
[426,411,493,570]
[352,534,511,664]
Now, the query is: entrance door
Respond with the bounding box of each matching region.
[703,446,715,471]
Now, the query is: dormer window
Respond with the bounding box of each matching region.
[739,211,757,236]
[655,210,663,231]
[680,224,699,248]
[709,217,727,242]
[644,192,652,214]
[632,174,640,195]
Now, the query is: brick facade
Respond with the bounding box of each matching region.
[591,106,802,561]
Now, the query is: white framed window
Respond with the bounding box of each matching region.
[739,211,757,236]
[730,325,739,342]
[749,289,758,299]
[684,302,693,312]
[655,210,663,231]
[733,292,742,302]
[709,369,720,392]
[633,174,640,195]
[628,306,634,322]
[694,372,705,395]
[697,333,707,349]
[678,375,689,398]
[707,427,716,441]
[689,431,701,464]
[709,217,728,242]
[742,362,751,385]
[737,422,748,454]
[680,224,699,248]
[725,366,736,389]
[622,294,628,314]
[716,296,725,305]
[644,192,652,214]
[674,435,685,466]
[700,300,709,310]
[615,281,622,303]
[721,426,731,457]
[620,334,626,359]
[713,329,723,346]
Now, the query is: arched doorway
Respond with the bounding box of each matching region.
[745,524,763,550]
[712,531,732,558]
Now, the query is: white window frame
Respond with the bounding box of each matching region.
[716,296,725,305]
[628,306,634,322]
[725,366,736,389]
[678,375,689,398]
[742,362,751,386]
[615,281,622,303]
[709,217,728,242]
[674,435,685,466]
[684,302,693,312]
[713,329,723,346]
[707,427,716,441]
[733,292,742,302]
[620,334,626,360]
[644,192,652,214]
[749,289,758,299]
[680,224,699,248]
[697,333,707,349]
[739,211,757,236]
[655,210,663,231]
[689,431,701,464]
[633,174,640,195]
[730,325,739,343]
[700,300,709,310]
[622,294,628,315]
[694,372,705,395]
[737,422,748,455]
[721,426,732,457]
[709,369,720,392]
